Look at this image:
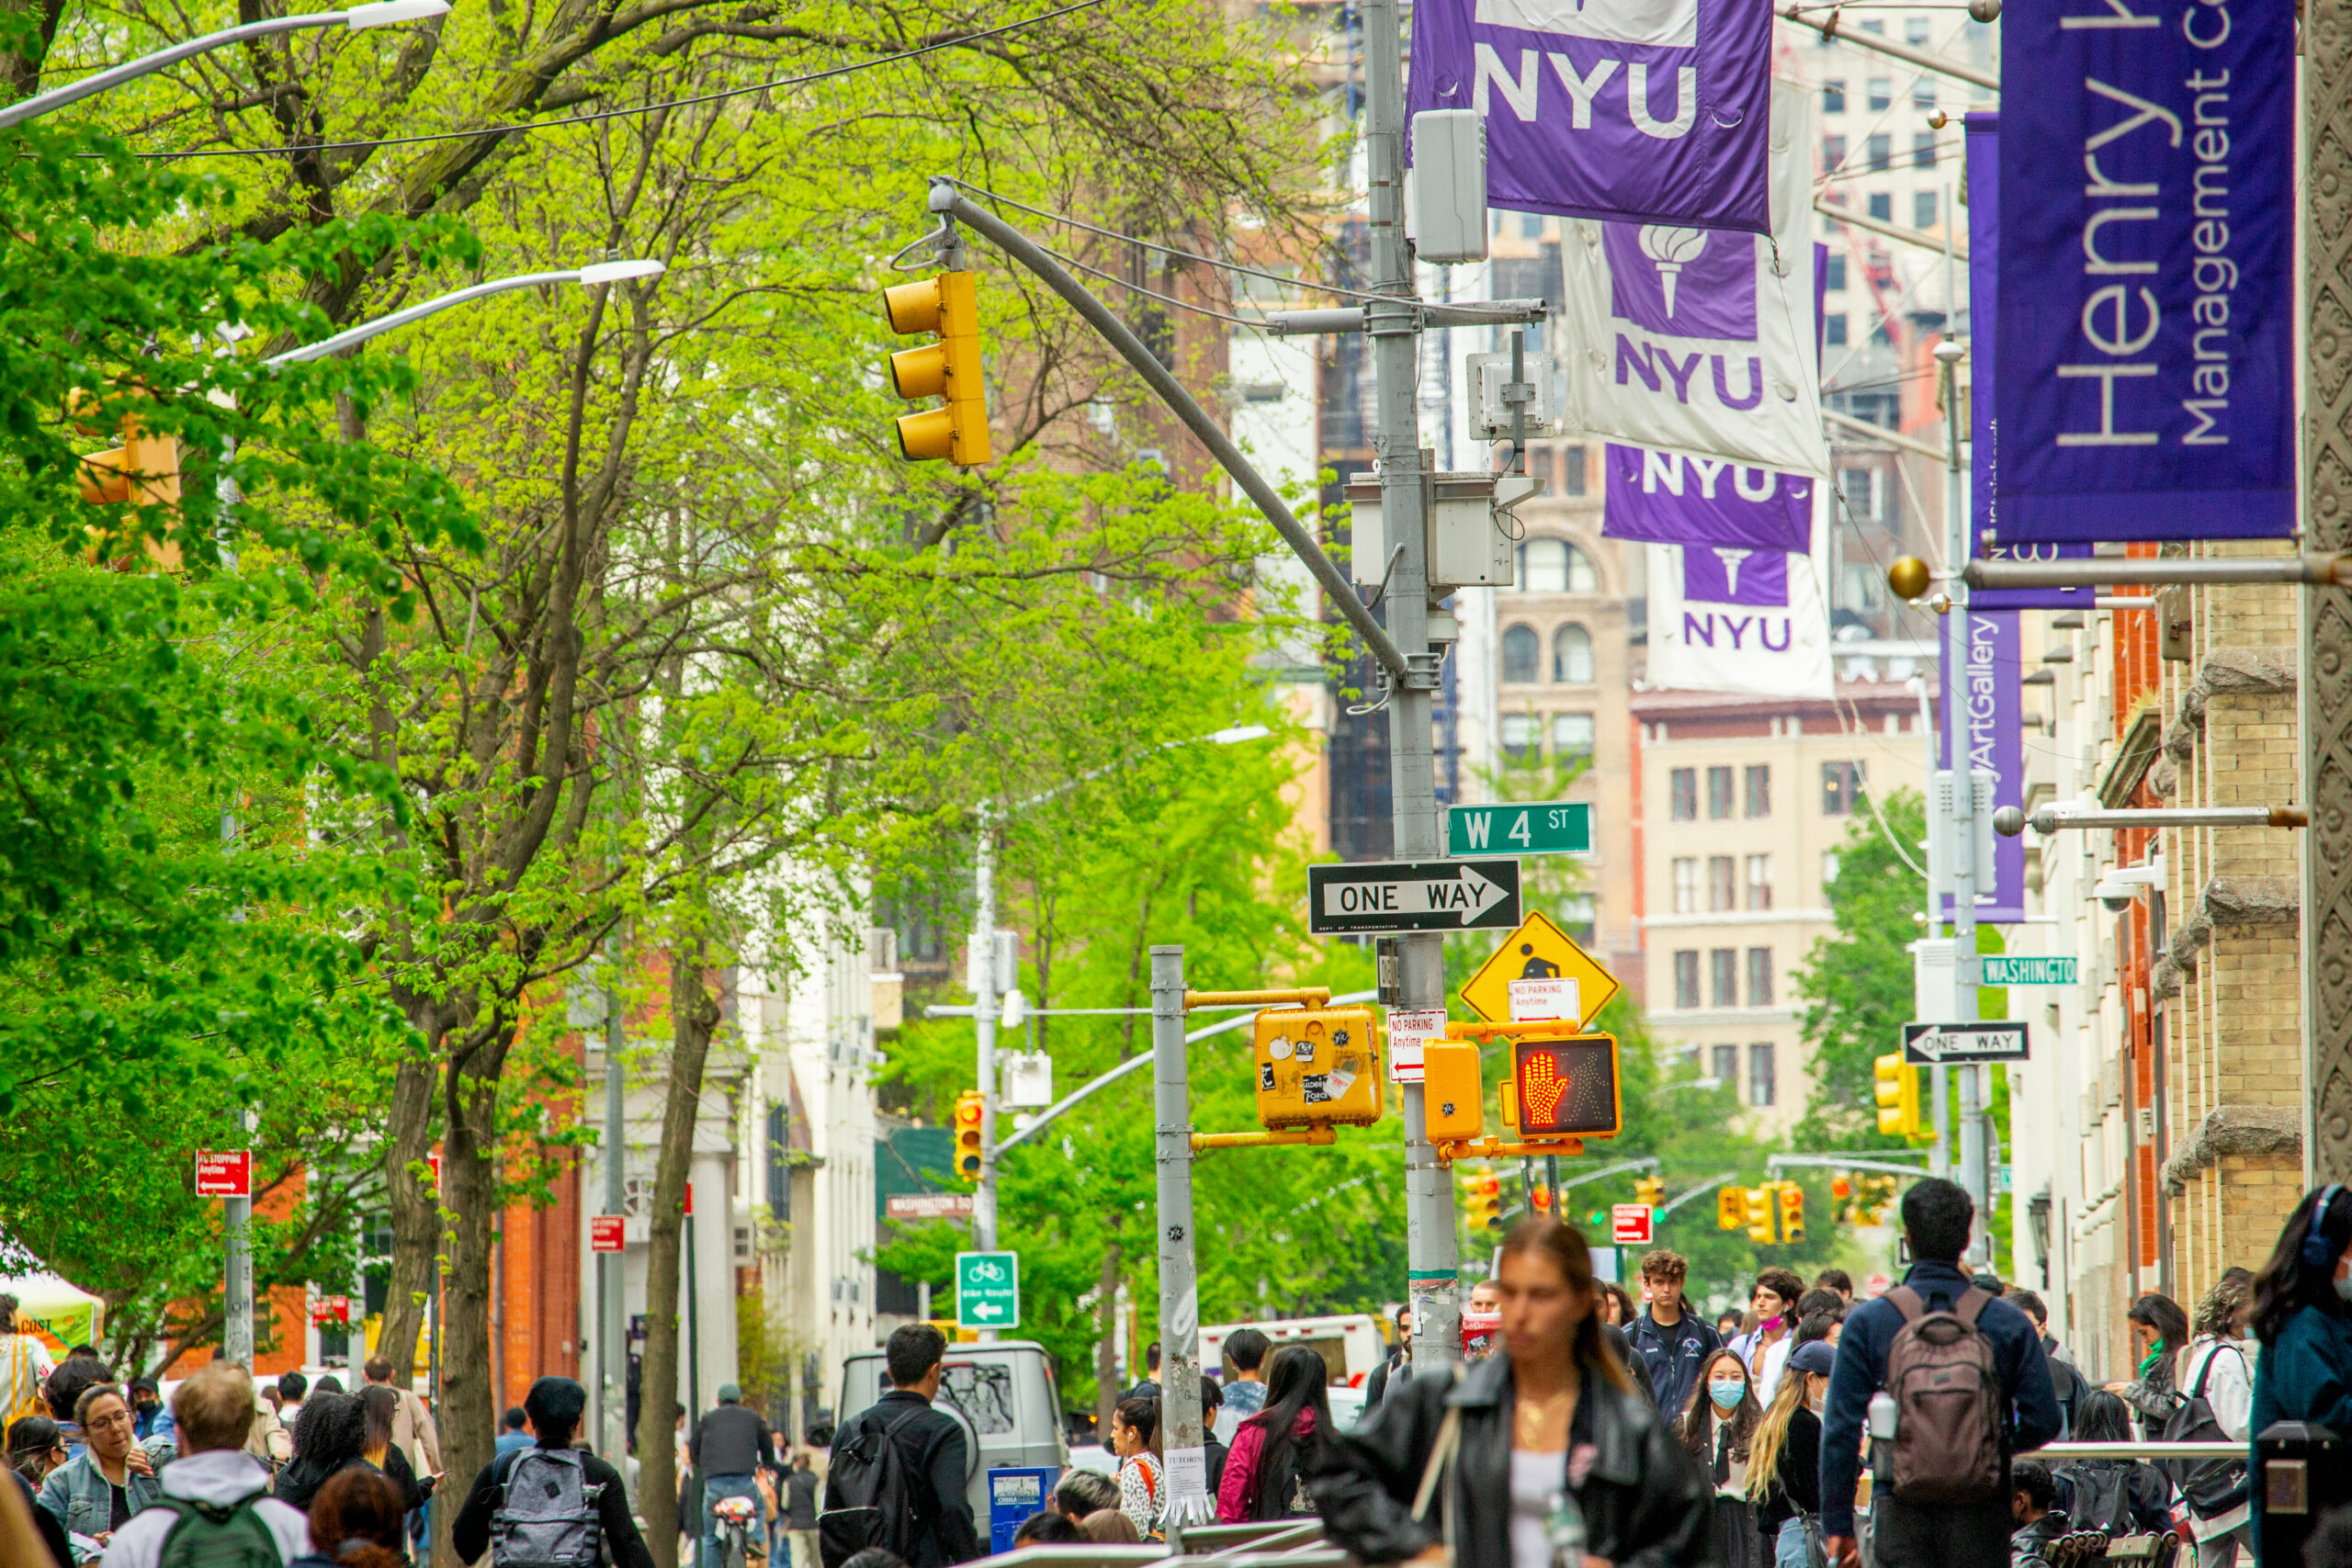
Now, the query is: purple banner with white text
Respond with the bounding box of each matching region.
[1406,0,1770,234]
[1600,443,1812,549]
[1940,609,2024,924]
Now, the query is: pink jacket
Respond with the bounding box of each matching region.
[1216,1406,1318,1523]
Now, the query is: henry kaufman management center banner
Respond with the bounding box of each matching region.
[1555,79,1827,479]
[1942,609,2027,924]
[1407,0,1770,233]
[1996,0,2293,541]
[1646,481,1834,699]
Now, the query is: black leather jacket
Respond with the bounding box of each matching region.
[1312,1348,1713,1567]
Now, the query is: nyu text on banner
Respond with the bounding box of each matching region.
[1646,479,1832,698]
[1600,442,1812,550]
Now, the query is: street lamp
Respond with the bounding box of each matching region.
[0,0,451,132]
[264,258,667,366]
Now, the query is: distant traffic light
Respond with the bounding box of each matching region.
[1634,1174,1666,1207]
[953,1089,984,1180]
[883,272,991,466]
[72,388,183,570]
[1745,1187,1775,1245]
[1421,1039,1485,1143]
[1831,1173,1853,1201]
[1531,1182,1553,1213]
[1874,1052,1925,1140]
[1717,1185,1746,1231]
[1777,1182,1806,1245]
[1461,1169,1502,1233]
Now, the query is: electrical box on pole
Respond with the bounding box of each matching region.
[1344,469,1517,591]
[1421,1039,1485,1143]
[1405,109,1488,265]
[1252,1007,1385,1128]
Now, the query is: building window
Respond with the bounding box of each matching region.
[1915,78,1938,108]
[1915,190,1939,229]
[1671,768,1698,821]
[1744,764,1770,818]
[1709,856,1736,912]
[1746,854,1774,910]
[1500,711,1541,762]
[1747,947,1774,1006]
[1521,211,1545,239]
[1822,850,1842,886]
[1502,624,1542,683]
[1868,191,1893,222]
[1561,445,1588,496]
[1711,949,1739,1008]
[1821,134,1847,175]
[1673,858,1700,915]
[1554,624,1594,683]
[1822,761,1865,816]
[1867,77,1892,111]
[1516,539,1600,593]
[1836,467,1880,524]
[1675,950,1701,1009]
[1554,712,1597,759]
[1823,255,1847,292]
[1822,79,1845,112]
[1905,15,1930,42]
[1713,1043,1740,1086]
[1749,1043,1777,1107]
[1825,313,1849,346]
[1530,447,1555,492]
[1707,766,1735,818]
[1867,133,1892,171]
[1915,134,1939,172]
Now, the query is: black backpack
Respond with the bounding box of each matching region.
[2160,1344,2251,1517]
[2060,1461,2135,1536]
[820,1406,926,1568]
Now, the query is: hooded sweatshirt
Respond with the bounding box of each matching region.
[1217,1407,1320,1522]
[97,1450,312,1568]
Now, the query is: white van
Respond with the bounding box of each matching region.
[1201,1314,1391,1389]
[833,1339,1069,1520]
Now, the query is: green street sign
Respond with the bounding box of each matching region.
[955,1250,1020,1329]
[1448,802,1592,857]
[1979,955,2077,986]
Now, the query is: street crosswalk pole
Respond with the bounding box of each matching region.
[1149,946,1212,1528]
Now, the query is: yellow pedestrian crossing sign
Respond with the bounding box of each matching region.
[1462,910,1620,1027]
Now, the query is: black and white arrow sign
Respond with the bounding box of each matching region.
[1307,859,1522,934]
[1902,1021,2030,1065]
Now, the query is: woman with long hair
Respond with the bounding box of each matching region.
[1679,1348,1763,1568]
[357,1382,433,1519]
[2052,1391,2174,1536]
[2249,1186,2352,1566]
[6,1416,72,1568]
[274,1393,370,1511]
[1747,1340,1833,1568]
[1314,1216,1710,1567]
[1110,1394,1163,1538]
[2109,1292,2189,1425]
[1216,1344,1334,1521]
[2173,1268,2256,1568]
[288,1466,409,1568]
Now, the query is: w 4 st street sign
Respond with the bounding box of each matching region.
[1447,802,1592,857]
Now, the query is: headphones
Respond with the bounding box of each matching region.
[2303,1184,2346,1269]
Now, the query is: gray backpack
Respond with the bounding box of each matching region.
[1883,1285,2004,1505]
[490,1448,605,1568]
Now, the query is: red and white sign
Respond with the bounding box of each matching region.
[886,1192,976,1221]
[1611,1203,1655,1246]
[590,1215,627,1253]
[427,1150,442,1186]
[1509,977,1579,1023]
[1385,1010,1447,1084]
[196,1149,253,1198]
[310,1294,351,1326]
[683,1183,694,1216]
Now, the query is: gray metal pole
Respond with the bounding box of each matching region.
[1915,683,1951,1182]
[973,803,1001,1343]
[1957,1065,1986,1265]
[1939,346,1978,1034]
[1359,0,1461,1371]
[1149,946,1211,1528]
[223,1191,253,1366]
[604,979,627,1460]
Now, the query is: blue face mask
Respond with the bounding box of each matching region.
[1709,1379,1747,1410]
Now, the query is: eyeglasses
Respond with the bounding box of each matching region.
[86,1411,135,1431]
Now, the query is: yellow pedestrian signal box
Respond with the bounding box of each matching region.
[1717,1185,1746,1231]
[1745,1187,1775,1245]
[1777,1183,1805,1245]
[1421,1038,1485,1143]
[882,271,991,466]
[1634,1174,1666,1207]
[1874,1052,1924,1140]
[1461,1169,1502,1233]
[953,1090,984,1180]
[1253,1007,1383,1129]
[1499,1033,1621,1139]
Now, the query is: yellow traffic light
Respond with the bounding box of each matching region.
[953,1089,984,1180]
[1874,1052,1924,1139]
[883,271,991,466]
[1461,1169,1502,1234]
[71,389,183,570]
[1422,1039,1485,1143]
[1504,1032,1621,1140]
[1253,1008,1384,1129]
[1745,1187,1775,1245]
[1634,1174,1666,1207]
[1717,1185,1746,1231]
[1778,1182,1805,1245]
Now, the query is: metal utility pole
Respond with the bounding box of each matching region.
[1359,0,1461,1370]
[602,973,627,1460]
[2304,0,2352,1186]
[1937,332,1987,1254]
[1148,947,1211,1527]
[970,800,1002,1341]
[224,1184,253,1368]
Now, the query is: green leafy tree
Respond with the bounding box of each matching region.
[1792,790,1928,1152]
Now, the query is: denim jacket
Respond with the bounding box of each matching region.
[36,1450,163,1542]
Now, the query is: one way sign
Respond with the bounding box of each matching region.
[1307,859,1522,934]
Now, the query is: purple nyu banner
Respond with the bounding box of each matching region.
[1995,0,2294,541]
[1406,0,1770,234]
[1600,443,1811,549]
[1941,609,2025,924]
[1966,114,2095,610]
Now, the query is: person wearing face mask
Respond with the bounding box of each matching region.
[2250,1184,2352,1568]
[1747,1341,1834,1568]
[1729,1272,1806,1379]
[1679,1350,1763,1568]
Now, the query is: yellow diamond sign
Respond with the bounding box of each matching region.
[1462,910,1620,1027]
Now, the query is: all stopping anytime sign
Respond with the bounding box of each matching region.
[196,1149,253,1198]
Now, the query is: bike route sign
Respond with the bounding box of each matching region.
[956,1250,1021,1330]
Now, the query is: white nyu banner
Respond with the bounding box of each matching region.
[1555,77,1825,477]
[1646,482,1832,698]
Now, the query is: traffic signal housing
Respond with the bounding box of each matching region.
[1634,1174,1666,1207]
[883,272,991,466]
[952,1090,984,1180]
[1717,1185,1746,1231]
[1253,1007,1384,1129]
[1777,1182,1805,1245]
[73,389,183,570]
[1745,1187,1775,1245]
[1500,1032,1621,1140]
[1421,1038,1485,1144]
[1875,1052,1925,1139]
[1461,1169,1502,1234]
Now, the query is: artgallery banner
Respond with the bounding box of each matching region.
[1995,0,2294,540]
[1555,78,1826,478]
[1646,481,1833,698]
[1406,0,1771,232]
[1941,608,2026,924]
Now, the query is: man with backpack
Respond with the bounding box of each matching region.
[450,1377,653,1568]
[820,1325,978,1568]
[97,1361,311,1568]
[1822,1179,2064,1568]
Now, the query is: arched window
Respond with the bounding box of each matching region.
[1553,624,1594,683]
[1501,624,1542,683]
[1516,538,1600,593]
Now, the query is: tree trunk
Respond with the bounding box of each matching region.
[1094,1244,1123,1437]
[435,1068,501,1568]
[379,1041,439,1390]
[639,942,721,1568]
